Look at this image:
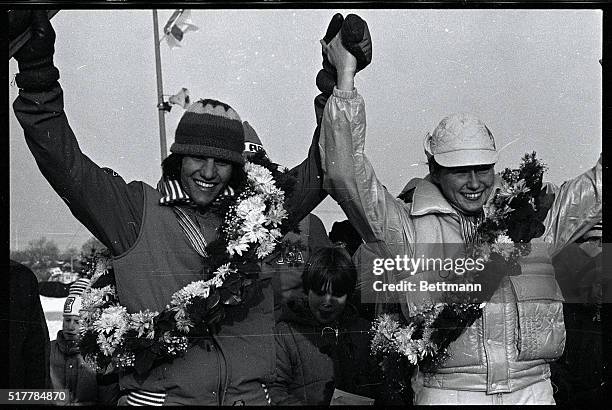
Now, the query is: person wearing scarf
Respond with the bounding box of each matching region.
[317,17,601,405]
[50,282,119,405]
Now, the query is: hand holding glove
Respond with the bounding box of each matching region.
[316,13,372,95]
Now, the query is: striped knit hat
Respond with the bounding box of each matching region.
[243,121,265,157]
[171,99,245,165]
[69,277,91,296]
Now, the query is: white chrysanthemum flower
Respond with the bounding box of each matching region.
[491,232,515,260]
[393,324,416,354]
[94,305,129,336]
[243,215,270,244]
[97,333,116,356]
[257,181,280,196]
[227,238,250,256]
[236,195,266,219]
[265,206,288,227]
[81,285,115,310]
[170,281,211,308]
[375,314,400,340]
[211,263,236,283]
[247,163,274,186]
[256,239,277,259]
[494,233,513,244]
[130,310,158,339]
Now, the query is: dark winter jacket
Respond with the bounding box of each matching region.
[269,297,381,405]
[8,260,50,389]
[50,330,119,405]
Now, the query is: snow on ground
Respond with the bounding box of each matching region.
[40,295,65,341]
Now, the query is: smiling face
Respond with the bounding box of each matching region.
[62,315,81,341]
[432,163,495,215]
[180,156,234,209]
[308,282,348,325]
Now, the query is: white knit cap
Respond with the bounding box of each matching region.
[63,295,83,316]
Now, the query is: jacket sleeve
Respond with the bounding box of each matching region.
[318,87,415,248]
[541,155,602,257]
[268,323,305,406]
[283,95,331,227]
[13,82,144,255]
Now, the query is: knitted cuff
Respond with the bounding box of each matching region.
[17,54,54,72]
[332,86,358,100]
[15,66,60,91]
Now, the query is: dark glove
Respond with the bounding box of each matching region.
[8,10,34,42]
[341,14,372,72]
[12,10,59,90]
[316,13,373,95]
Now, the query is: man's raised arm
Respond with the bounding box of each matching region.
[12,12,143,255]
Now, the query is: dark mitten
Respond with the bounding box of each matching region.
[341,14,373,72]
[13,10,59,90]
[8,10,33,42]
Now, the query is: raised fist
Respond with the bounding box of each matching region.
[12,10,56,72]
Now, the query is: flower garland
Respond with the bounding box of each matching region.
[79,157,293,375]
[371,152,550,402]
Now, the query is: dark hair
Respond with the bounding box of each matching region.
[329,220,362,256]
[161,153,246,190]
[302,246,357,297]
[427,157,442,177]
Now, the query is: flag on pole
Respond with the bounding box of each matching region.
[163,9,198,48]
[168,88,191,109]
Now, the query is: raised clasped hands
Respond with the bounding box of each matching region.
[320,33,357,91]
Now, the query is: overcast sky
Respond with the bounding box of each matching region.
[9,9,602,251]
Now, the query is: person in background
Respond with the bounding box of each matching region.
[241,121,332,312]
[50,279,120,405]
[269,246,382,405]
[8,260,51,389]
[550,222,605,406]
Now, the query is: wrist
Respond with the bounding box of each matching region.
[17,54,54,72]
[336,71,355,91]
[15,65,59,91]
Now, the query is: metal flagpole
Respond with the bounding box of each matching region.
[152,10,168,161]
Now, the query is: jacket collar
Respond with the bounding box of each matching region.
[56,330,80,356]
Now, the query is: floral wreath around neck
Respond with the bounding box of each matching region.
[79,153,297,376]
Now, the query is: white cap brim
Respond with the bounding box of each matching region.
[433,149,498,167]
